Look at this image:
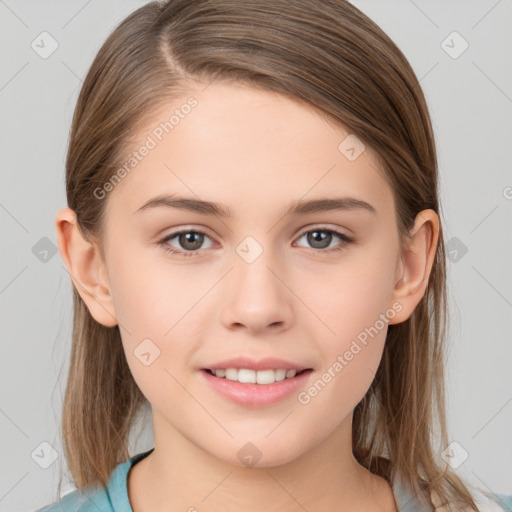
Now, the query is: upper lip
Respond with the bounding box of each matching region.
[203,356,312,372]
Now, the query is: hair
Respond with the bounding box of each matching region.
[57,0,480,509]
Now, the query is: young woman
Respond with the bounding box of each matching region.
[37,1,511,511]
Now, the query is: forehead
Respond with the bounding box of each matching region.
[104,82,393,221]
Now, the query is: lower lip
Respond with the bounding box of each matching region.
[200,369,313,408]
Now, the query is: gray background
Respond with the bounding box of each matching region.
[1,1,511,510]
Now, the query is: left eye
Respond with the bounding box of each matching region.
[295,228,354,251]
[158,227,354,257]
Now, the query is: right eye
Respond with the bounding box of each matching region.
[158,229,215,257]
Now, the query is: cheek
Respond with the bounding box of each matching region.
[108,251,207,382]
[108,244,192,332]
[307,247,398,342]
[300,337,385,421]
[298,246,397,407]
[300,303,390,417]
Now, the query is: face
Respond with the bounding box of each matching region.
[94,82,406,466]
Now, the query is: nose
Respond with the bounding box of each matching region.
[219,246,294,335]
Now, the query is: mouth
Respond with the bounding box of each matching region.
[202,368,313,385]
[200,360,314,407]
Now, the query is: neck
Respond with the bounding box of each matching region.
[128,410,397,512]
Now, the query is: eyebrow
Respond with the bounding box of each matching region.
[133,194,377,217]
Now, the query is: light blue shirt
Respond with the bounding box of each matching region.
[35,448,512,511]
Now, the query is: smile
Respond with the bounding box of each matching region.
[205,368,310,385]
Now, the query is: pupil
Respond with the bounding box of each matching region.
[308,230,330,249]
[180,232,203,250]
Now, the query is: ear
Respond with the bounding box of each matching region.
[55,207,118,327]
[387,209,440,325]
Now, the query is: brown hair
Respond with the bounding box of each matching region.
[57,0,479,509]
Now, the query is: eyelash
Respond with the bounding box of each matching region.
[158,226,355,258]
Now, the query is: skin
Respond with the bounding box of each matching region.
[55,81,439,512]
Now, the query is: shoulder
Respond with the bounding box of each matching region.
[470,488,512,512]
[34,448,155,512]
[430,487,512,512]
[393,474,512,512]
[34,485,113,512]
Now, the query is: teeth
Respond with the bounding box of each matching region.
[212,368,302,384]
[238,369,256,383]
[225,368,237,381]
[274,369,287,381]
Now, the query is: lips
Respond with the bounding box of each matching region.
[202,357,312,385]
[200,364,314,407]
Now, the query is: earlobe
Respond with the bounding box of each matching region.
[388,209,440,325]
[55,207,118,327]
